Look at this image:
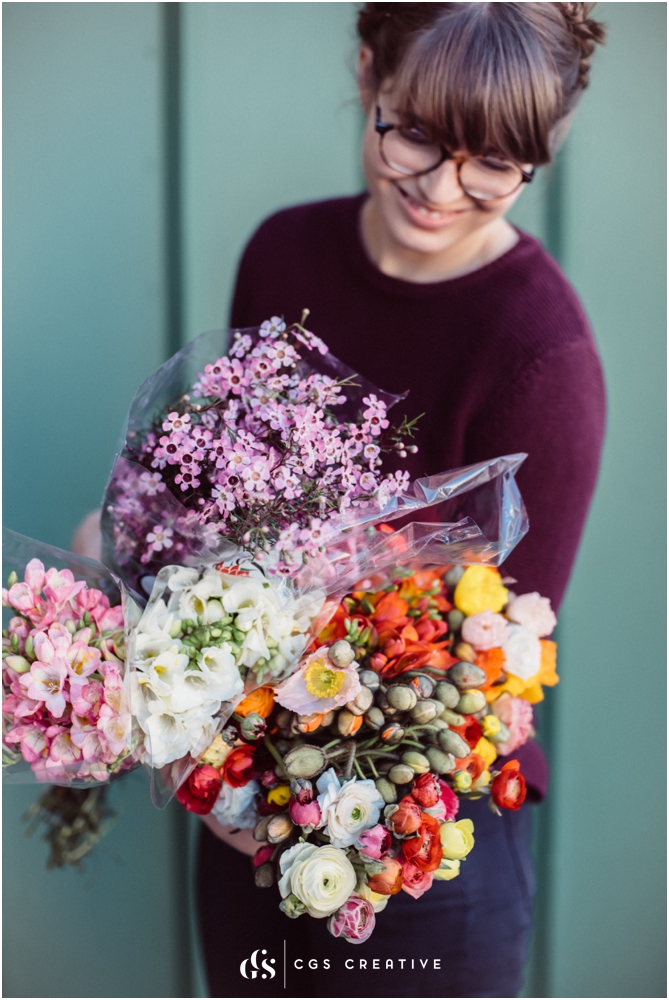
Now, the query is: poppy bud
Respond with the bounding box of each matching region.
[239,712,267,741]
[328,639,355,667]
[386,685,417,712]
[266,813,294,844]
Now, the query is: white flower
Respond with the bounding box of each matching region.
[502,623,542,680]
[169,669,220,714]
[197,644,244,702]
[278,842,356,918]
[142,647,190,698]
[506,592,557,638]
[274,649,360,715]
[211,779,260,828]
[167,567,200,593]
[316,768,384,848]
[141,710,192,768]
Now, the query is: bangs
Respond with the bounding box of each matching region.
[392,4,564,166]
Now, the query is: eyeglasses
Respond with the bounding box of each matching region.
[375,106,535,202]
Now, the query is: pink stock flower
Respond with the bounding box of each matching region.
[355,824,392,860]
[328,895,376,944]
[492,694,534,756]
[462,609,509,650]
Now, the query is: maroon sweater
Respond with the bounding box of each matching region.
[230,194,606,797]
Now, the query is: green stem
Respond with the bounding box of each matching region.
[321,738,341,752]
[367,757,379,779]
[263,735,285,770]
[353,759,366,780]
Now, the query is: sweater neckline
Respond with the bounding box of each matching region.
[343,192,538,298]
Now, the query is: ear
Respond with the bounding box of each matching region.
[357,44,375,112]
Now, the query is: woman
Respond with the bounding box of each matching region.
[73,3,606,995]
[194,4,606,998]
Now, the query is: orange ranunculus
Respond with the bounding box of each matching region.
[367,855,404,895]
[221,745,256,787]
[371,591,410,630]
[476,647,506,691]
[453,753,486,783]
[401,813,443,873]
[235,686,275,719]
[415,617,448,643]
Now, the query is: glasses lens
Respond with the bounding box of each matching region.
[459,157,524,200]
[380,129,443,176]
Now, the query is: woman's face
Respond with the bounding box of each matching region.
[360,80,530,259]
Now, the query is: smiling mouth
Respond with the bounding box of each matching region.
[396,184,465,222]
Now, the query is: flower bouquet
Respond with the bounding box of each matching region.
[175,558,559,943]
[100,315,529,807]
[2,528,142,865]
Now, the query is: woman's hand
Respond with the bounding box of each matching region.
[71,509,103,562]
[200,813,261,857]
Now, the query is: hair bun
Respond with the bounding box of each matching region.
[558,2,606,89]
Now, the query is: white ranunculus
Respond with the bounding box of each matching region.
[316,768,385,848]
[278,842,356,918]
[211,779,260,828]
[198,645,244,701]
[502,623,542,680]
[506,592,557,638]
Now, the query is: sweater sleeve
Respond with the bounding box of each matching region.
[465,338,606,612]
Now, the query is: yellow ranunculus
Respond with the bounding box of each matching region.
[267,784,291,807]
[471,769,491,793]
[433,858,461,881]
[486,639,559,705]
[452,769,472,792]
[440,818,475,860]
[200,733,232,768]
[454,566,509,617]
[474,736,498,768]
[357,881,389,913]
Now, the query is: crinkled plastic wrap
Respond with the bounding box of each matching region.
[2,529,143,787]
[98,325,529,806]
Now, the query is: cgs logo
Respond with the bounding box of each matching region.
[240,949,276,980]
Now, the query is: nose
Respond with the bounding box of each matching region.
[415,158,466,207]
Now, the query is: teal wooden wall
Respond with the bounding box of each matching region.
[3,4,665,997]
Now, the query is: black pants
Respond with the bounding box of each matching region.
[196,796,535,998]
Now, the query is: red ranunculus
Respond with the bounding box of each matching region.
[253,844,274,868]
[387,796,423,836]
[401,813,442,873]
[176,764,222,815]
[410,772,441,809]
[454,752,486,783]
[221,745,256,787]
[367,855,404,896]
[492,760,527,810]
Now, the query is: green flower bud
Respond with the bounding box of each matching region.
[375,777,397,804]
[438,729,470,758]
[279,893,308,918]
[444,566,464,587]
[447,662,487,691]
[10,633,19,653]
[387,685,417,712]
[240,712,267,741]
[328,639,355,668]
[434,681,460,709]
[23,635,35,659]
[254,862,275,889]
[266,813,294,844]
[4,655,31,674]
[456,690,487,715]
[410,699,439,724]
[283,744,327,779]
[389,764,415,784]
[6,571,18,588]
[401,751,430,774]
[425,747,456,774]
[168,619,182,639]
[364,706,385,730]
[447,608,466,632]
[440,709,465,727]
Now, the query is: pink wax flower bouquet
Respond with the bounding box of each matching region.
[101,314,420,597]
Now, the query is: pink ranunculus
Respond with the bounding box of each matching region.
[26,659,68,718]
[438,780,460,821]
[24,559,46,592]
[7,582,36,614]
[288,798,321,828]
[355,823,392,860]
[328,895,376,944]
[400,857,435,899]
[506,592,557,638]
[492,694,534,756]
[461,609,509,650]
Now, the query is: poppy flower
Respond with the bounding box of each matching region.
[491,760,527,810]
[401,813,442,873]
[450,715,483,750]
[221,745,256,787]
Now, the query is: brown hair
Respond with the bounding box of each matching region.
[357,3,605,165]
